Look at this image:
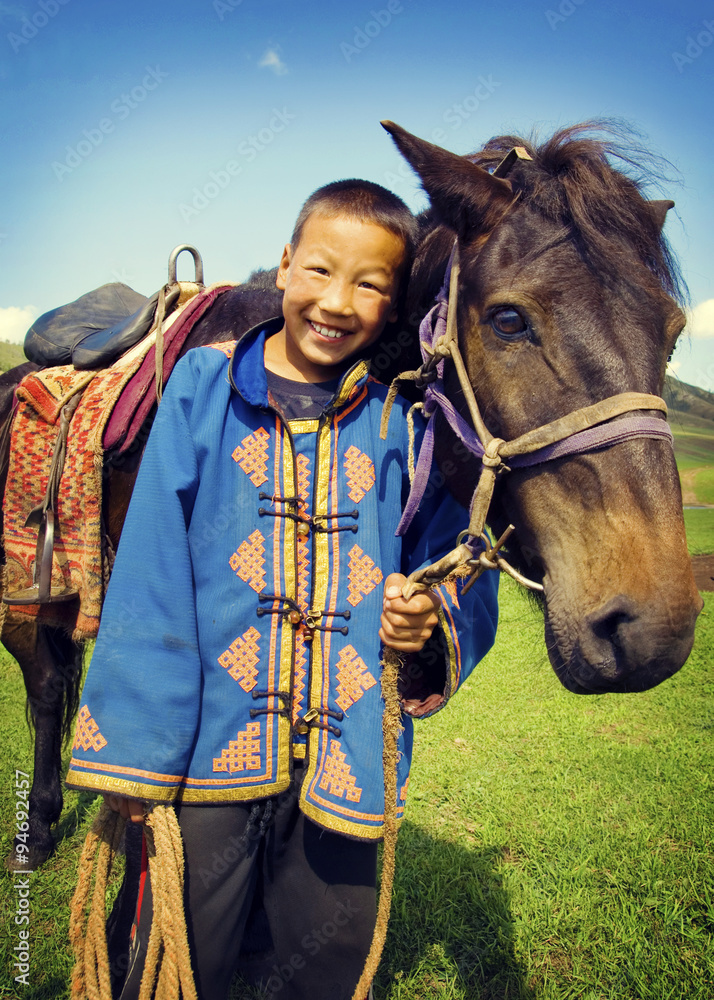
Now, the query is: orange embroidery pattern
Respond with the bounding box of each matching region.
[218,626,261,691]
[73,705,107,753]
[334,646,376,712]
[442,579,460,609]
[318,741,362,803]
[347,546,383,607]
[400,775,410,802]
[213,721,261,773]
[232,427,270,487]
[208,340,236,358]
[229,530,266,593]
[343,446,375,503]
[292,453,311,721]
[296,453,311,504]
[293,635,307,723]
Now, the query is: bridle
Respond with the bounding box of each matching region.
[380,236,674,599]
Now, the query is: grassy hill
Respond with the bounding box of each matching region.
[664,376,714,508]
[0,340,26,373]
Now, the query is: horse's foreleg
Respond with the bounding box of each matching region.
[2,620,84,870]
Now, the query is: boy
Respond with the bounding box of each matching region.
[67,180,498,1000]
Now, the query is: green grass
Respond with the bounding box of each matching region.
[684,509,714,556]
[670,420,714,506]
[1,580,713,998]
[0,341,27,374]
[0,647,102,999]
[671,422,714,481]
[377,583,714,999]
[691,467,714,507]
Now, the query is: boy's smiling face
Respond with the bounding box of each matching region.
[266,212,406,383]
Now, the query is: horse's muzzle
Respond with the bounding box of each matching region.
[544,589,703,694]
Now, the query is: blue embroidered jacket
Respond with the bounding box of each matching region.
[66,324,498,839]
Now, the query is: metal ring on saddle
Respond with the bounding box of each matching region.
[168,244,204,286]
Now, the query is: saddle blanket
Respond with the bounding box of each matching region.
[1,282,236,639]
[1,337,157,639]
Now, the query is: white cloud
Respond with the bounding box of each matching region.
[666,360,681,377]
[687,299,714,339]
[0,305,37,344]
[259,48,288,75]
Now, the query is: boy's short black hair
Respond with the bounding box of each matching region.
[290,179,418,265]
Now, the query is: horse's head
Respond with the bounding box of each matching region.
[384,120,702,694]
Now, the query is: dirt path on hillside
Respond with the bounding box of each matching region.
[691,555,714,591]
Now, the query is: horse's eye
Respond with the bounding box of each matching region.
[490,307,528,340]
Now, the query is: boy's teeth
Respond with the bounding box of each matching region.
[312,322,346,339]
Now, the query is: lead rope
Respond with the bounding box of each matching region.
[351,646,403,1000]
[69,802,198,1000]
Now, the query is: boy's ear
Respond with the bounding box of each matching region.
[276,244,292,289]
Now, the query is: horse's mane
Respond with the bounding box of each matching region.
[468,119,686,303]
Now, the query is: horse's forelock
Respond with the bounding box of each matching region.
[466,120,686,304]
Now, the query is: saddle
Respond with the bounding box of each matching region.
[24,245,203,370]
[2,246,225,610]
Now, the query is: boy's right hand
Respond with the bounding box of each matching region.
[104,793,146,823]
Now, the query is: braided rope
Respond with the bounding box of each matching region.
[70,803,125,1000]
[405,402,423,486]
[142,806,198,1000]
[69,802,197,1000]
[351,646,403,1000]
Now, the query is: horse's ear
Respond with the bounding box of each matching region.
[381,120,514,239]
[648,199,675,232]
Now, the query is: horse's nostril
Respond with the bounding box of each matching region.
[586,596,637,644]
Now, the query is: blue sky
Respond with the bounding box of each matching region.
[1,0,713,391]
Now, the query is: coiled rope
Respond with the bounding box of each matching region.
[69,801,198,1000]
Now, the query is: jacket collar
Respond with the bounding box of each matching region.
[228,318,373,413]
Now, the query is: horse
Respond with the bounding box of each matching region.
[1,120,702,872]
[381,118,702,694]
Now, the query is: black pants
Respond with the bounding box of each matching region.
[109,769,377,1000]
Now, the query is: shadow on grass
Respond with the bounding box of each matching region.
[376,820,534,999]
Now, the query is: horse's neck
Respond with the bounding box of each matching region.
[179,284,284,356]
[407,225,454,320]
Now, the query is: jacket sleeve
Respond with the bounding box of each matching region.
[398,467,499,718]
[65,355,203,802]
